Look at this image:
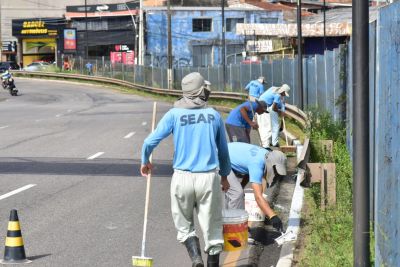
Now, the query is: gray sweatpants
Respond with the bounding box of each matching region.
[171,169,224,255]
[224,170,280,210]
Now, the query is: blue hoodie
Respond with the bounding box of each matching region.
[142,107,231,176]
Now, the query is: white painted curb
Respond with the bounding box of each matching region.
[276,144,306,267]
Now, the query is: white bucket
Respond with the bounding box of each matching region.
[244,190,268,221]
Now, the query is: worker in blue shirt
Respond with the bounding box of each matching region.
[225,100,268,144]
[258,84,290,147]
[141,72,231,267]
[85,61,93,75]
[245,76,266,101]
[224,142,287,232]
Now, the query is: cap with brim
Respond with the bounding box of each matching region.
[264,150,287,185]
[258,76,266,84]
[276,84,290,97]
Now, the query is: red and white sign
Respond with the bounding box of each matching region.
[64,29,77,50]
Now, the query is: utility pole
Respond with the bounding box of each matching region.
[297,0,304,109]
[221,0,226,90]
[0,1,2,61]
[139,0,144,65]
[353,0,370,266]
[323,0,326,51]
[85,0,88,59]
[167,0,173,89]
[124,1,138,64]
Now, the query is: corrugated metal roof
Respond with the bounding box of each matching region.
[236,6,380,37]
[302,6,379,24]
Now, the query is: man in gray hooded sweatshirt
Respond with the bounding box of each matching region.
[141,72,231,267]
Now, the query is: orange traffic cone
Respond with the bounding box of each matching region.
[0,209,31,264]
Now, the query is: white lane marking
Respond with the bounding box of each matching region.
[67,109,73,113]
[0,125,9,130]
[55,114,63,118]
[141,122,147,126]
[124,132,136,139]
[0,184,37,201]
[87,152,104,160]
[35,119,43,122]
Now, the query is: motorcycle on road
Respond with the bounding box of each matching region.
[1,71,18,96]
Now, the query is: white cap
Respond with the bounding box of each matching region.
[276,84,290,97]
[257,76,265,84]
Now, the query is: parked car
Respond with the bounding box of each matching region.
[23,61,51,72]
[0,61,20,73]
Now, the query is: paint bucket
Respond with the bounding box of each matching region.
[244,190,268,221]
[222,209,248,251]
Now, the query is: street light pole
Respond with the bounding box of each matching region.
[323,0,326,51]
[221,0,226,90]
[167,0,173,89]
[138,0,144,65]
[297,0,304,109]
[352,0,370,265]
[124,1,138,64]
[85,0,88,59]
[0,1,2,61]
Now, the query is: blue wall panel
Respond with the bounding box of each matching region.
[374,2,400,266]
[316,54,326,108]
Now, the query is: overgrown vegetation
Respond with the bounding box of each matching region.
[296,107,374,266]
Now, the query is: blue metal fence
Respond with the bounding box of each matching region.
[373,2,400,266]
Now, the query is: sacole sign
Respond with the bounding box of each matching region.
[21,21,48,35]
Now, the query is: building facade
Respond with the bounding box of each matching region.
[144,7,284,67]
[11,18,66,67]
[0,0,126,61]
[65,1,139,61]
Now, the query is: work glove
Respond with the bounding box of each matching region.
[265,214,283,232]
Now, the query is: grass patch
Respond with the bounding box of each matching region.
[295,107,374,266]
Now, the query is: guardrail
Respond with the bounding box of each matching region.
[13,70,308,127]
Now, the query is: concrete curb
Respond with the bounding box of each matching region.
[275,145,306,267]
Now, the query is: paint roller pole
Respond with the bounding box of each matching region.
[282,116,288,146]
[133,102,157,267]
[247,98,263,147]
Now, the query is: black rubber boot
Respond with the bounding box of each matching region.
[184,237,204,267]
[207,254,219,267]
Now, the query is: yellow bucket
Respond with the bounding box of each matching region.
[222,209,249,251]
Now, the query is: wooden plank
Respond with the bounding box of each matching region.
[323,163,336,206]
[306,163,322,183]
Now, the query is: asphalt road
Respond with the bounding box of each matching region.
[0,78,191,266]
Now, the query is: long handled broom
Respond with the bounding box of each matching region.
[132,102,157,267]
[247,98,263,147]
[282,116,289,146]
